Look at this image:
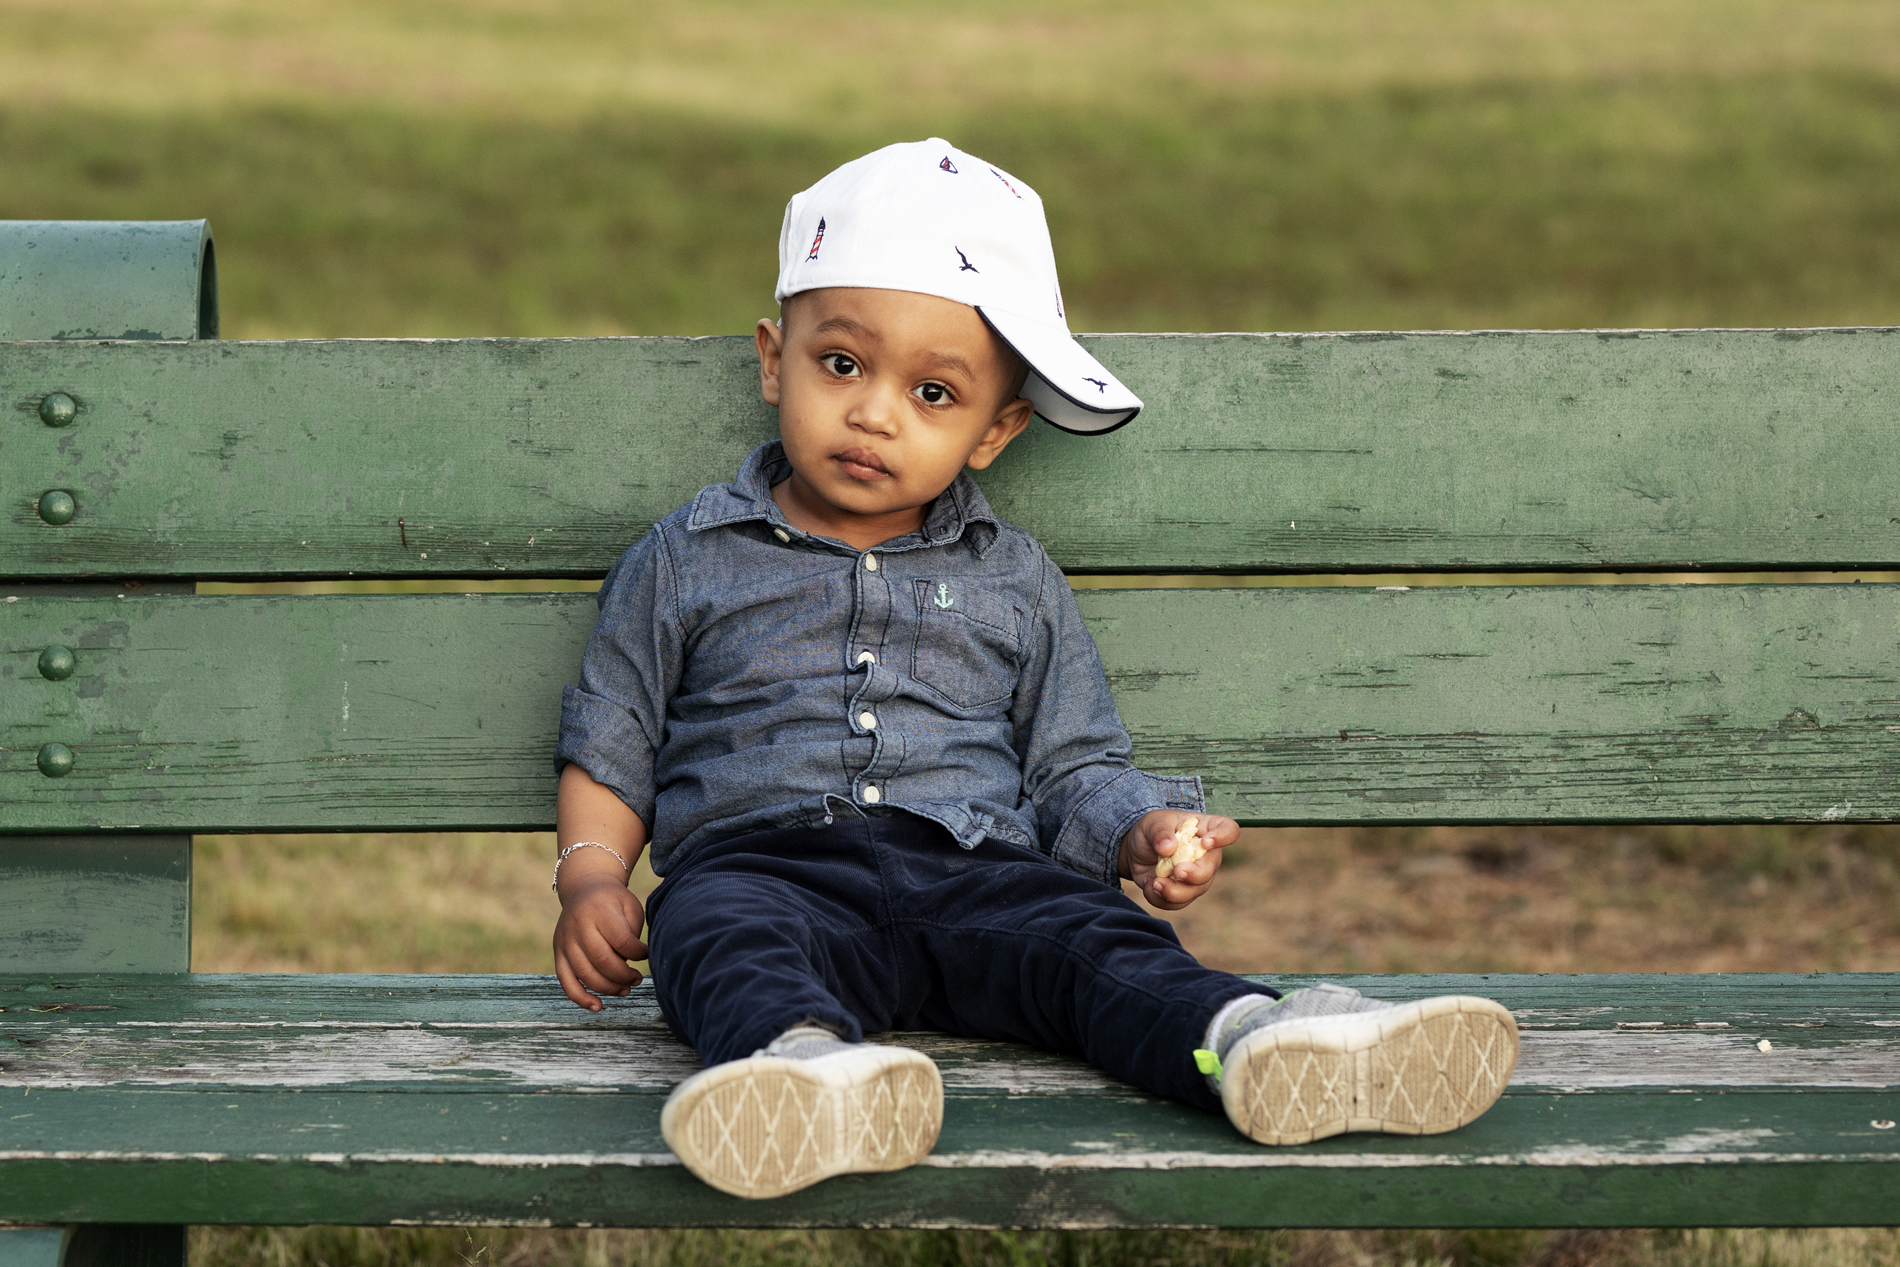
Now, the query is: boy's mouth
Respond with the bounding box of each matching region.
[834,447,892,480]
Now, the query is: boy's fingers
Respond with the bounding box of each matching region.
[603,914,649,964]
[578,930,642,992]
[1157,865,1216,904]
[553,947,604,1011]
[564,943,617,997]
[1147,876,1183,908]
[1177,847,1223,887]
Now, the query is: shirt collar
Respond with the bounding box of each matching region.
[687,440,1002,555]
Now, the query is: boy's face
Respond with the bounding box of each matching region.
[756,287,1034,548]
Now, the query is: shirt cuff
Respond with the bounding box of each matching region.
[1050,768,1205,886]
[555,684,659,832]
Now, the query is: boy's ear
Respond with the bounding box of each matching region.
[755,317,785,407]
[964,395,1035,472]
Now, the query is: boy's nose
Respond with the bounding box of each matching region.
[847,384,904,436]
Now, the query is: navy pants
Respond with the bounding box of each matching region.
[646,816,1266,1114]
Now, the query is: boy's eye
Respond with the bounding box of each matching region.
[913,382,954,406]
[821,352,860,377]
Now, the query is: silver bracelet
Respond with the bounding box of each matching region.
[552,841,631,893]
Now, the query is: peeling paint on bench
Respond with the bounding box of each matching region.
[5,1014,1899,1092]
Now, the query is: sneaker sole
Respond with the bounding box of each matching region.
[661,1044,943,1199]
[1222,995,1518,1146]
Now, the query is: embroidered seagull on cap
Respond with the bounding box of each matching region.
[1083,377,1107,393]
[955,247,978,273]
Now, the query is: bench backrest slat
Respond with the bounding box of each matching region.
[6,329,1900,579]
[6,584,1894,834]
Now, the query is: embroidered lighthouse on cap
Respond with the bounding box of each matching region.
[773,139,1142,436]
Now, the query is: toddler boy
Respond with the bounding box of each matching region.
[551,140,1517,1199]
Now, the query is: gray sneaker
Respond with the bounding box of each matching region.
[1200,985,1518,1146]
[661,1026,943,1199]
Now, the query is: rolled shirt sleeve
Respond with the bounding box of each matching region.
[1011,555,1205,885]
[555,527,686,834]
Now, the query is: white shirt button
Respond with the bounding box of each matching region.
[856,650,876,666]
[861,784,881,803]
[772,528,791,543]
[862,553,878,572]
[858,711,877,729]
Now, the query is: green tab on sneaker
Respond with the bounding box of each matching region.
[1193,1048,1222,1077]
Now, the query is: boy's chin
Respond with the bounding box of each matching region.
[806,474,922,517]
[825,492,923,521]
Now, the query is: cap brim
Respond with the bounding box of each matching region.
[979,308,1142,435]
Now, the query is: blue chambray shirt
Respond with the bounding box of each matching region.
[556,441,1203,883]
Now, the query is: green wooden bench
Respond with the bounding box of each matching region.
[4,222,1899,1263]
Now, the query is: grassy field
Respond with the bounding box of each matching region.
[193,822,1900,978]
[12,2,1900,1262]
[4,2,1900,336]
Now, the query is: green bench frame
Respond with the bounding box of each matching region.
[3,222,1899,1262]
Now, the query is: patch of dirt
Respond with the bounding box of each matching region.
[1131,823,1900,975]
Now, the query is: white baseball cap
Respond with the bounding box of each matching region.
[774,139,1142,435]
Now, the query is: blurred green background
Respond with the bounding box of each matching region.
[9,4,1900,1263]
[6,0,1900,337]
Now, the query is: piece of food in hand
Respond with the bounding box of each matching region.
[1154,816,1208,879]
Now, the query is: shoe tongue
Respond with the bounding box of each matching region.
[761,1026,857,1059]
[777,1025,843,1043]
[1263,983,1384,1024]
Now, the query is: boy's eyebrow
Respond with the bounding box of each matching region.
[810,316,978,380]
[811,315,873,339]
[921,351,976,380]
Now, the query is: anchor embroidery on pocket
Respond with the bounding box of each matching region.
[934,583,955,610]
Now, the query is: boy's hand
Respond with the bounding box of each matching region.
[553,764,650,1011]
[552,851,649,1012]
[1119,809,1239,910]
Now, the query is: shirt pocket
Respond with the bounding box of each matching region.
[909,578,1025,711]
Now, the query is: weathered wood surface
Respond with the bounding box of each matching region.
[0,837,189,973]
[6,585,1900,833]
[4,976,1898,1094]
[6,329,1900,579]
[0,221,214,342]
[1,973,1897,1228]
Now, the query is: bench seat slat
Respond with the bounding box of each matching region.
[4,1089,1897,1229]
[5,329,1900,578]
[4,984,1897,1095]
[1,973,1896,1229]
[5,585,1899,833]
